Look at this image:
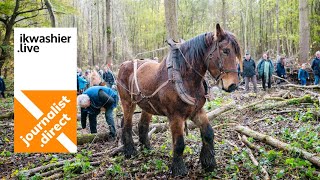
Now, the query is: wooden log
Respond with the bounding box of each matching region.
[241,135,261,152]
[21,159,75,177]
[237,97,285,111]
[207,101,236,120]
[254,95,315,112]
[246,147,270,180]
[235,125,320,168]
[38,167,62,178]
[284,84,320,89]
[77,133,110,145]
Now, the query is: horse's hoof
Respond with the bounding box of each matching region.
[123,146,137,158]
[171,158,188,176]
[200,148,216,172]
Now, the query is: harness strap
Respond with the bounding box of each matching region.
[146,80,169,98]
[147,100,160,114]
[133,60,141,93]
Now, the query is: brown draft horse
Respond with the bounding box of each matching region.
[117,24,242,176]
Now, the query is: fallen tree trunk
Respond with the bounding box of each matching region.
[254,95,315,112]
[77,133,110,145]
[237,97,286,111]
[207,101,236,120]
[235,125,320,168]
[284,84,320,89]
[246,147,270,180]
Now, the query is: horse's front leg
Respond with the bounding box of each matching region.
[169,116,188,176]
[121,100,137,158]
[192,108,216,172]
[138,110,152,149]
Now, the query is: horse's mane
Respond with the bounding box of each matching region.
[176,31,241,75]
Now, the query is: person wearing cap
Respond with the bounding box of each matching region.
[242,52,257,93]
[257,53,274,91]
[77,86,118,137]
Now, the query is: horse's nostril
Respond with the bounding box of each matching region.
[227,84,237,92]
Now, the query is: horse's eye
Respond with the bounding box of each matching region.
[223,48,230,55]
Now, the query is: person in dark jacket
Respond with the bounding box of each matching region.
[77,86,118,137]
[257,53,274,91]
[276,56,286,83]
[103,65,115,88]
[298,63,309,86]
[311,51,320,85]
[242,52,257,93]
[0,77,5,98]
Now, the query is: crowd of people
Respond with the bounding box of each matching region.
[77,65,118,138]
[239,51,320,93]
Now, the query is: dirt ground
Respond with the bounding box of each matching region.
[0,82,320,179]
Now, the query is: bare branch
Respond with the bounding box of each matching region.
[16,7,46,15]
[14,13,39,24]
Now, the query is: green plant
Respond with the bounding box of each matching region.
[154,159,169,172]
[63,151,93,178]
[106,163,124,176]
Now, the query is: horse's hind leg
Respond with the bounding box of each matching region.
[169,115,187,176]
[192,108,216,172]
[138,110,152,149]
[121,100,137,158]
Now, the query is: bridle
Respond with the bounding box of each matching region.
[204,39,239,84]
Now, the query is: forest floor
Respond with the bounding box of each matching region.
[1,81,320,179]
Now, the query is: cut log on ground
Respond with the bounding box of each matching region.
[235,125,320,168]
[241,135,261,152]
[246,147,270,180]
[207,101,236,120]
[77,133,110,145]
[272,75,292,84]
[237,97,285,111]
[283,84,320,89]
[254,95,316,112]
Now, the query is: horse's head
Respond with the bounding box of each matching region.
[205,24,242,92]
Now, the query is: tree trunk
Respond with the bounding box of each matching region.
[222,0,227,29]
[106,0,112,65]
[276,0,279,55]
[164,0,179,42]
[299,0,310,64]
[87,2,93,67]
[44,0,56,27]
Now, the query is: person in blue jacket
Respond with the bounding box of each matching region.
[77,74,88,94]
[311,51,320,85]
[77,86,119,137]
[257,53,274,91]
[298,63,309,86]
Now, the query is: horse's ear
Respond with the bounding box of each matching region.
[215,23,225,40]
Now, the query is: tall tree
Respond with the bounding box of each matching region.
[299,0,310,63]
[276,0,279,55]
[106,0,112,65]
[0,0,45,75]
[222,0,227,29]
[87,1,93,67]
[164,0,179,42]
[44,0,56,27]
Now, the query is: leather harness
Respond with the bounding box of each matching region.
[130,36,238,113]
